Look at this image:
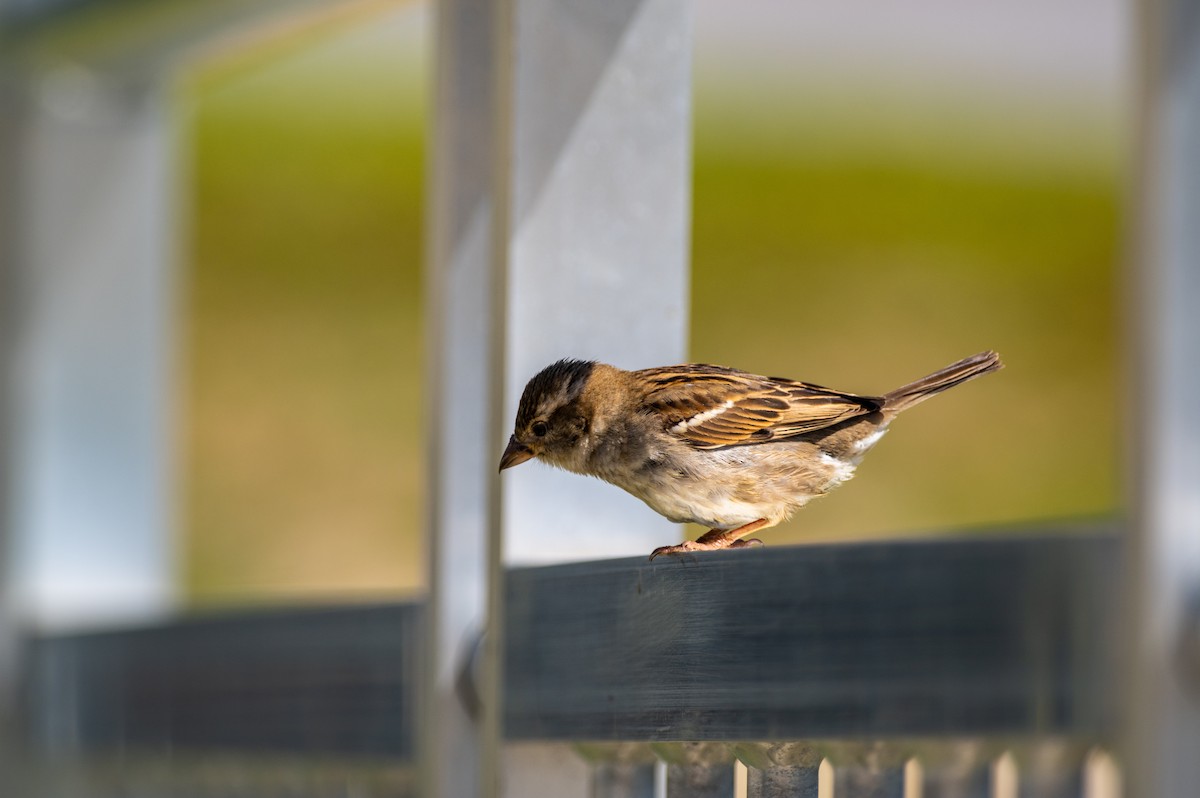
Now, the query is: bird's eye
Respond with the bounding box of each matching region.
[531,421,549,437]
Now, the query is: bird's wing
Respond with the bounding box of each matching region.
[636,364,881,450]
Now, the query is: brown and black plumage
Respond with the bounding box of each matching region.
[500,351,1003,559]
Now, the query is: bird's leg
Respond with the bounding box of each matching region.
[696,519,769,548]
[648,519,769,561]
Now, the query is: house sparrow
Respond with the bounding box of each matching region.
[499,350,1002,560]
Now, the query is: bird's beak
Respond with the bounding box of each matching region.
[499,435,535,472]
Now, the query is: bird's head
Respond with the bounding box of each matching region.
[499,359,598,473]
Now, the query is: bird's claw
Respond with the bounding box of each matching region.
[648,537,765,561]
[648,540,702,561]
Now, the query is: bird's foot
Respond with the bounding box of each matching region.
[648,535,765,561]
[648,540,707,561]
[729,538,764,549]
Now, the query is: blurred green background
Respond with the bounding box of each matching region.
[182,4,1120,604]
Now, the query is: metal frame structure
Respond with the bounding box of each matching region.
[426,0,692,794]
[2,0,1196,796]
[26,526,1118,797]
[1126,1,1200,796]
[0,0,393,630]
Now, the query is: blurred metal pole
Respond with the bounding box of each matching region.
[0,67,25,798]
[0,0,395,634]
[425,0,693,795]
[0,65,180,796]
[422,0,499,794]
[1127,0,1200,795]
[0,72,181,633]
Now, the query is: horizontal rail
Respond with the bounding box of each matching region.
[23,603,422,759]
[23,525,1119,762]
[504,526,1120,742]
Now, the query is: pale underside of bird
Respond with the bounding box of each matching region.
[500,350,1002,560]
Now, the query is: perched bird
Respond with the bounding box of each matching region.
[499,350,1002,560]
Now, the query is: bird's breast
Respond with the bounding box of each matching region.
[592,439,855,529]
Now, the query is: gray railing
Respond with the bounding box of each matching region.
[22,524,1120,797]
[4,0,1196,795]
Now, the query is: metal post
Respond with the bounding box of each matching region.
[422,0,499,795]
[1127,0,1200,796]
[425,0,693,794]
[0,61,24,798]
[0,71,180,632]
[0,58,181,796]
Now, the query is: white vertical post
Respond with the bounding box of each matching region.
[0,64,180,795]
[1127,0,1200,795]
[425,0,693,795]
[0,65,22,787]
[422,0,499,795]
[0,72,180,632]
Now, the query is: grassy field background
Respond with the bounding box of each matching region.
[182,10,1120,603]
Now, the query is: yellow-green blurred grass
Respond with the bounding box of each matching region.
[185,21,426,603]
[184,26,1120,600]
[689,88,1120,544]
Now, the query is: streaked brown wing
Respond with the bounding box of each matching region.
[636,364,881,449]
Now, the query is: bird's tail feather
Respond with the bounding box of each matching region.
[881,350,1003,414]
